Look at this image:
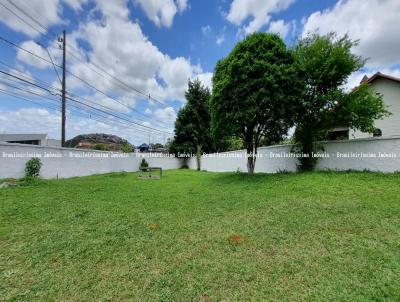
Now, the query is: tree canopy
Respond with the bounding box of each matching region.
[292,33,390,170]
[211,32,303,174]
[170,79,213,169]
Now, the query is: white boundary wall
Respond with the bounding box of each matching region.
[2,138,400,179]
[0,142,182,179]
[187,137,400,173]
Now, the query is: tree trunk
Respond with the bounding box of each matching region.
[297,126,316,171]
[247,156,255,175]
[196,145,201,171]
[246,144,256,175]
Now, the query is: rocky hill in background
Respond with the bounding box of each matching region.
[65,133,134,152]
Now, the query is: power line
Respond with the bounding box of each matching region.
[0,69,172,135]
[0,85,160,137]
[0,4,175,137]
[64,47,167,106]
[0,35,172,127]
[0,79,57,100]
[3,0,168,106]
[0,88,60,111]
[4,0,53,37]
[0,59,57,88]
[36,42,62,85]
[0,60,172,131]
[0,69,58,95]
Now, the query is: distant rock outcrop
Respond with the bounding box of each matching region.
[65,133,134,152]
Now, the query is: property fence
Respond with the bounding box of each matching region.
[187,137,400,173]
[0,142,181,179]
[1,137,400,179]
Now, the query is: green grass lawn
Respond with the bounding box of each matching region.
[1,170,400,301]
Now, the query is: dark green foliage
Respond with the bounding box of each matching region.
[150,143,164,150]
[140,158,149,169]
[211,33,303,174]
[93,144,109,151]
[224,136,245,151]
[24,157,42,178]
[172,79,213,169]
[121,143,133,153]
[292,33,390,171]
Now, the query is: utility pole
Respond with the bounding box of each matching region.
[60,30,66,147]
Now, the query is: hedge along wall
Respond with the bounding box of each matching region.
[0,142,182,179]
[186,137,400,173]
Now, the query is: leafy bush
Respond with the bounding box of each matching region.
[121,143,133,153]
[140,158,149,169]
[93,144,109,151]
[24,157,42,178]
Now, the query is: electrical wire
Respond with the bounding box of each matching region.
[0,35,172,127]
[0,69,173,134]
[3,0,168,106]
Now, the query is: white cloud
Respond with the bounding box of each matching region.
[194,72,213,90]
[0,0,62,37]
[134,0,188,28]
[176,0,188,12]
[302,0,400,68]
[0,106,164,145]
[79,93,133,113]
[201,25,212,35]
[16,41,51,69]
[154,107,177,123]
[95,0,129,19]
[159,56,194,101]
[61,0,208,106]
[1,66,50,97]
[5,0,207,108]
[216,34,225,46]
[226,0,295,34]
[267,19,290,39]
[0,107,60,135]
[1,0,207,138]
[62,0,88,11]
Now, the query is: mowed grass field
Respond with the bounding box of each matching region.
[1,170,400,301]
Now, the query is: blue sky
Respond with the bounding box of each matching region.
[0,0,399,145]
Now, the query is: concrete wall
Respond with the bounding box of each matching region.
[188,137,400,173]
[2,137,400,179]
[0,142,182,179]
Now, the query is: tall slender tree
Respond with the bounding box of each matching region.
[171,79,212,170]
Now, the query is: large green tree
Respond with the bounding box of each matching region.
[211,33,303,175]
[292,33,390,171]
[171,79,213,170]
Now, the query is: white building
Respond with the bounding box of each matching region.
[0,134,61,147]
[350,72,400,139]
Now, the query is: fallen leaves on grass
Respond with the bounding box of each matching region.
[229,234,245,245]
[149,223,159,231]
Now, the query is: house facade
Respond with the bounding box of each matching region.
[350,72,400,139]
